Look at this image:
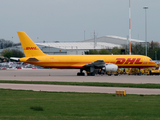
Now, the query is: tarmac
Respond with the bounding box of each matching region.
[0,69,160,95]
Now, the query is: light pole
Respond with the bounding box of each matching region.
[143,6,148,56]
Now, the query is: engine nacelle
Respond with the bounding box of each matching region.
[103,64,118,72]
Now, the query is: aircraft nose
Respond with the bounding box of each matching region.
[149,61,157,67]
[153,61,157,66]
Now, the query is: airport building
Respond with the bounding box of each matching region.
[36,35,144,55]
[0,35,144,55]
[36,42,121,55]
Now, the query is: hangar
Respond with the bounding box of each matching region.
[36,35,144,55]
[36,42,121,55]
[82,35,144,45]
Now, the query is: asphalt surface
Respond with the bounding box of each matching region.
[0,69,160,95]
[0,69,160,84]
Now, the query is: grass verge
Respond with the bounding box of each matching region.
[0,89,160,120]
[0,80,160,89]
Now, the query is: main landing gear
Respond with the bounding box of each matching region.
[87,72,95,76]
[77,69,85,76]
[77,68,96,76]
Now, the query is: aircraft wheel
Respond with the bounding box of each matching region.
[87,73,91,76]
[77,73,80,76]
[149,71,152,75]
[114,74,118,76]
[77,72,85,76]
[91,72,95,76]
[87,72,95,76]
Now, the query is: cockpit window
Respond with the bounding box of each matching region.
[150,59,153,61]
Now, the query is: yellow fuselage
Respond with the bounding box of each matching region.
[20,55,156,69]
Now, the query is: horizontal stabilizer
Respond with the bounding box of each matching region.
[10,57,20,61]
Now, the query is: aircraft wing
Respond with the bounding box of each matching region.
[84,60,106,67]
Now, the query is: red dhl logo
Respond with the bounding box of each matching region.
[116,58,142,64]
[25,47,39,50]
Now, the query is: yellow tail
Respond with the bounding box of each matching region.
[17,31,45,57]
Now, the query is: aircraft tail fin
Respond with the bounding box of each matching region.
[17,31,45,57]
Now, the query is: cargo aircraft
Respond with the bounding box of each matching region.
[11,32,157,76]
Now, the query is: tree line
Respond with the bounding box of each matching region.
[0,39,24,61]
[0,39,14,49]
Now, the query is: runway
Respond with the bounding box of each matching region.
[0,69,160,95]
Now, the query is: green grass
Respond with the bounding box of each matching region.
[0,80,160,89]
[0,89,160,120]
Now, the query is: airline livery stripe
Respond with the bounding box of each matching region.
[24,47,39,50]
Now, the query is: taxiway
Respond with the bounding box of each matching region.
[0,69,160,95]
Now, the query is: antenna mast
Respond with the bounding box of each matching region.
[129,0,131,55]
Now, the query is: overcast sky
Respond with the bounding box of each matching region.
[0,0,160,43]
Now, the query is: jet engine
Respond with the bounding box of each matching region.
[102,63,118,72]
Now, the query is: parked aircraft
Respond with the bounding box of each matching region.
[11,32,157,76]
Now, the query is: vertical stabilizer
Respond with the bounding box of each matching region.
[17,31,45,57]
